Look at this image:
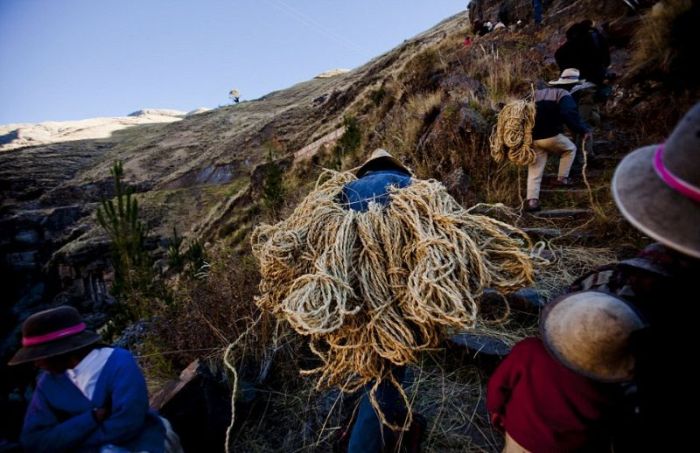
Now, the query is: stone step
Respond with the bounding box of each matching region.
[448,332,512,357]
[539,187,603,195]
[532,208,593,219]
[523,226,591,239]
[508,287,545,310]
[523,227,562,238]
[538,187,606,207]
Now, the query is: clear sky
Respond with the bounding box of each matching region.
[0,0,465,124]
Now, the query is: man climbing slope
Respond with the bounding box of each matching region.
[526,69,592,212]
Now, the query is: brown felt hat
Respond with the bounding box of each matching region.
[612,102,700,258]
[354,148,412,177]
[540,291,646,382]
[8,306,101,366]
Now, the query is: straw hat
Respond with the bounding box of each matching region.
[8,306,101,366]
[540,291,646,382]
[549,68,584,86]
[612,102,700,258]
[355,148,412,177]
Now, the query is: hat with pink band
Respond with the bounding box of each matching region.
[8,306,101,366]
[613,102,700,259]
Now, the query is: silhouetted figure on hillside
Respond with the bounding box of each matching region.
[555,20,610,86]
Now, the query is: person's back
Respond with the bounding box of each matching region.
[532,87,589,140]
[488,337,621,452]
[487,292,644,452]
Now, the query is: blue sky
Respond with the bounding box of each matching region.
[0,0,465,124]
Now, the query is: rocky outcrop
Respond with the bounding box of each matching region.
[150,360,234,453]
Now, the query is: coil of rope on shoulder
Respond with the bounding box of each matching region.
[490,95,537,166]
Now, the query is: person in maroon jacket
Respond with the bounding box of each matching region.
[486,291,646,453]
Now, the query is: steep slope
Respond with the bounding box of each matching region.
[3,1,699,450]
[0,12,471,354]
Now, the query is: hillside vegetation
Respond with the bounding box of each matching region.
[2,0,699,451]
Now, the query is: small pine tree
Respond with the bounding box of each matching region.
[262,143,285,215]
[96,161,156,319]
[331,116,362,169]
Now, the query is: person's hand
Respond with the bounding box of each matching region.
[583,131,593,141]
[490,412,505,432]
[92,407,110,423]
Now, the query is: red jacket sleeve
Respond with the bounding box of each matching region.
[486,339,528,418]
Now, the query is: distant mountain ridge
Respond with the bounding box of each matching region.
[0,109,188,152]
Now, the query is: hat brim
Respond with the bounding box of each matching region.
[355,156,411,178]
[8,331,101,366]
[612,145,700,259]
[548,78,584,86]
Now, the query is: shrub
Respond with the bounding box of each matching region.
[329,116,362,170]
[96,161,167,322]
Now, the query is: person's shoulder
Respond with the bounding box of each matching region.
[35,370,53,387]
[512,337,546,354]
[107,347,138,366]
[110,346,134,357]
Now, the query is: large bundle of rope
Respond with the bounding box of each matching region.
[489,99,537,166]
[251,170,534,426]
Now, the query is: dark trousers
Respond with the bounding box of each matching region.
[348,367,407,453]
[533,0,543,25]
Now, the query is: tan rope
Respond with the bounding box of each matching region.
[223,314,263,453]
[251,170,534,427]
[489,99,537,166]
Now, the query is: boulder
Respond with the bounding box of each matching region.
[151,359,235,453]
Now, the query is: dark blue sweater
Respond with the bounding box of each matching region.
[340,169,412,212]
[532,87,590,140]
[21,348,165,453]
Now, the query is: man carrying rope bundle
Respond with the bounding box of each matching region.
[338,149,418,452]
[251,147,534,452]
[526,69,592,212]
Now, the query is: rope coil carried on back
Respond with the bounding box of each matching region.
[489,98,537,166]
[251,170,534,428]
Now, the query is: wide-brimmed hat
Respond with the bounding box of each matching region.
[8,306,101,366]
[355,148,412,177]
[612,102,700,258]
[549,68,585,86]
[540,291,646,382]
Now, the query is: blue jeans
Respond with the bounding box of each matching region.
[533,0,543,25]
[348,368,407,453]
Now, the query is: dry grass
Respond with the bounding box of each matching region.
[142,250,302,382]
[408,359,500,453]
[465,44,530,108]
[630,0,694,79]
[532,245,617,301]
[226,353,508,452]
